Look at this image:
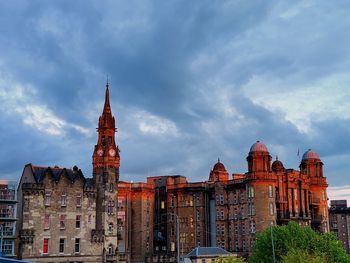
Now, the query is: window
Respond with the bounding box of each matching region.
[108,223,113,234]
[221,209,224,220]
[2,222,14,236]
[269,203,274,216]
[161,201,165,209]
[220,194,224,205]
[76,193,82,207]
[76,215,81,228]
[107,200,114,214]
[44,214,50,229]
[88,214,92,223]
[248,186,254,198]
[60,215,66,229]
[196,194,200,205]
[2,240,14,256]
[250,221,256,234]
[268,185,273,198]
[109,183,114,192]
[59,238,65,253]
[75,238,80,253]
[61,193,67,207]
[170,196,175,207]
[43,238,49,254]
[248,203,256,216]
[108,244,113,255]
[44,191,51,206]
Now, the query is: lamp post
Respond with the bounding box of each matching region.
[270,222,276,263]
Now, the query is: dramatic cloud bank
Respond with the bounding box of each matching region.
[0,1,349,189]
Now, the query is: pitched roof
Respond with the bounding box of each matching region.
[185,247,231,258]
[31,165,86,184]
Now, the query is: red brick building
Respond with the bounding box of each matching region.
[329,200,350,253]
[120,142,329,261]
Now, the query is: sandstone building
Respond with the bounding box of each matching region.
[17,83,120,262]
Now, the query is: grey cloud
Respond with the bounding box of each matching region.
[0,1,349,187]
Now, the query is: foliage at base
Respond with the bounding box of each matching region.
[249,222,350,263]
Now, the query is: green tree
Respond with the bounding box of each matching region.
[249,221,350,263]
[215,255,246,263]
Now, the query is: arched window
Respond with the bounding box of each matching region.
[108,244,113,255]
[108,223,113,233]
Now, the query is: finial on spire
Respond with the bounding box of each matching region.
[106,75,109,87]
[218,158,220,163]
[276,155,278,160]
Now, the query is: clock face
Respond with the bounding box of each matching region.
[109,149,116,157]
[97,149,103,156]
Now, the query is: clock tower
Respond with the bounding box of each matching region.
[92,81,120,262]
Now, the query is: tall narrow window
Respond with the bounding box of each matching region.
[268,185,273,198]
[60,215,66,229]
[108,223,113,234]
[108,244,113,255]
[44,214,50,229]
[248,186,254,198]
[43,238,49,254]
[269,203,274,216]
[59,238,65,253]
[220,194,224,205]
[161,201,165,209]
[76,215,81,228]
[44,191,51,206]
[61,193,67,207]
[75,238,80,253]
[107,201,114,214]
[76,193,82,207]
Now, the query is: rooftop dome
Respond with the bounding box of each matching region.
[302,149,320,160]
[272,157,284,171]
[213,159,226,172]
[249,141,269,153]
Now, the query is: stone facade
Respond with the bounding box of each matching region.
[17,82,120,263]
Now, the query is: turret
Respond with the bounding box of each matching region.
[247,141,272,173]
[299,149,323,177]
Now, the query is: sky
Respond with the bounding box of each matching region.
[0,1,349,203]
